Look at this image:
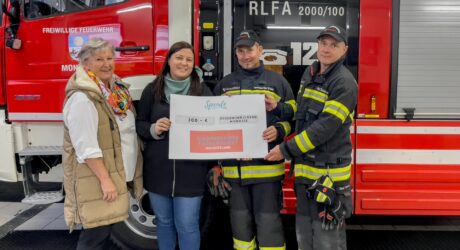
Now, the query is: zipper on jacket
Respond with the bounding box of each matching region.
[172,160,176,197]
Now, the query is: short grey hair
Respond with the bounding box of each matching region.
[77,37,115,65]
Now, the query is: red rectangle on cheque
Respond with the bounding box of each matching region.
[190,130,244,153]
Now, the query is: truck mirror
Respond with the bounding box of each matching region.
[3,0,20,26]
[3,0,21,49]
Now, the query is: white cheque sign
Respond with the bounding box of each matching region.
[169,94,268,159]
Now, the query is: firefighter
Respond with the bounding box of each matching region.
[265,25,358,250]
[210,30,296,250]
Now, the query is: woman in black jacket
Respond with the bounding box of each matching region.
[136,41,213,250]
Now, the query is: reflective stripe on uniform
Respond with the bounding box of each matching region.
[349,110,355,122]
[294,164,351,182]
[222,164,285,179]
[316,177,333,203]
[259,244,286,250]
[285,99,297,113]
[294,131,315,153]
[225,89,281,101]
[323,100,350,123]
[303,89,328,103]
[317,192,327,203]
[277,121,291,135]
[240,164,285,179]
[222,166,239,178]
[234,237,257,250]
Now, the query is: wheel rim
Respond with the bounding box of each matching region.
[123,191,157,239]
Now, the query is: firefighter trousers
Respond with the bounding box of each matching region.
[295,184,349,250]
[229,181,285,250]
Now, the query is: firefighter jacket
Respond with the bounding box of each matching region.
[214,62,296,185]
[279,58,358,188]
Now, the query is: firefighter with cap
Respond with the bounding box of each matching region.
[209,29,296,250]
[265,25,357,249]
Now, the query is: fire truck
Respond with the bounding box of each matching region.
[1,0,459,249]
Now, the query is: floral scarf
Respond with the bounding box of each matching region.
[86,70,132,118]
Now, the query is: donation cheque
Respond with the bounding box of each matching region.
[169,94,268,159]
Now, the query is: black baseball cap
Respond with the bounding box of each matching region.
[234,30,261,48]
[317,25,348,44]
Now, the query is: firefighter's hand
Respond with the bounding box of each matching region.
[265,94,278,111]
[100,177,118,202]
[207,167,232,199]
[264,145,285,161]
[263,126,277,143]
[308,175,336,206]
[154,117,171,135]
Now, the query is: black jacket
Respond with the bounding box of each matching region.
[280,58,358,187]
[136,82,214,197]
[214,62,296,185]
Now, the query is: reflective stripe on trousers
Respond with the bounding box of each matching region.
[233,237,257,250]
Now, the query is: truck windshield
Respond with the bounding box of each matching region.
[24,0,125,19]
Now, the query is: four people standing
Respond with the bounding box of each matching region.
[64,24,356,249]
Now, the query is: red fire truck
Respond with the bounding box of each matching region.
[1,0,459,249]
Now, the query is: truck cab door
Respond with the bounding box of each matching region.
[5,0,156,121]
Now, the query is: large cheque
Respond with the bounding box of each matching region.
[169,94,267,159]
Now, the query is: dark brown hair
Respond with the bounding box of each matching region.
[152,41,203,100]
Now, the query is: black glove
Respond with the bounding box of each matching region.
[327,199,346,228]
[308,175,335,206]
[206,167,232,199]
[318,199,346,231]
[318,204,335,231]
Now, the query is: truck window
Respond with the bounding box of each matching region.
[394,0,460,119]
[24,0,125,19]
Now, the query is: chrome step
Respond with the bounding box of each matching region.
[18,146,63,157]
[18,146,63,205]
[22,191,63,204]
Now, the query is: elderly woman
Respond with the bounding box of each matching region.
[136,41,213,250]
[62,37,142,250]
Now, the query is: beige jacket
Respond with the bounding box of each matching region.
[63,66,143,231]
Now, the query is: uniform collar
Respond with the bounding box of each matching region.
[310,57,345,84]
[237,60,265,77]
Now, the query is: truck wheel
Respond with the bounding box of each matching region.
[110,191,217,249]
[111,191,158,250]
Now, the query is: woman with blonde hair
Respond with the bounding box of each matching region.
[62,37,142,249]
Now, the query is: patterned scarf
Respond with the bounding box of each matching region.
[86,70,132,118]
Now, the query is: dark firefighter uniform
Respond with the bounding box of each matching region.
[279,57,357,250]
[214,62,295,250]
